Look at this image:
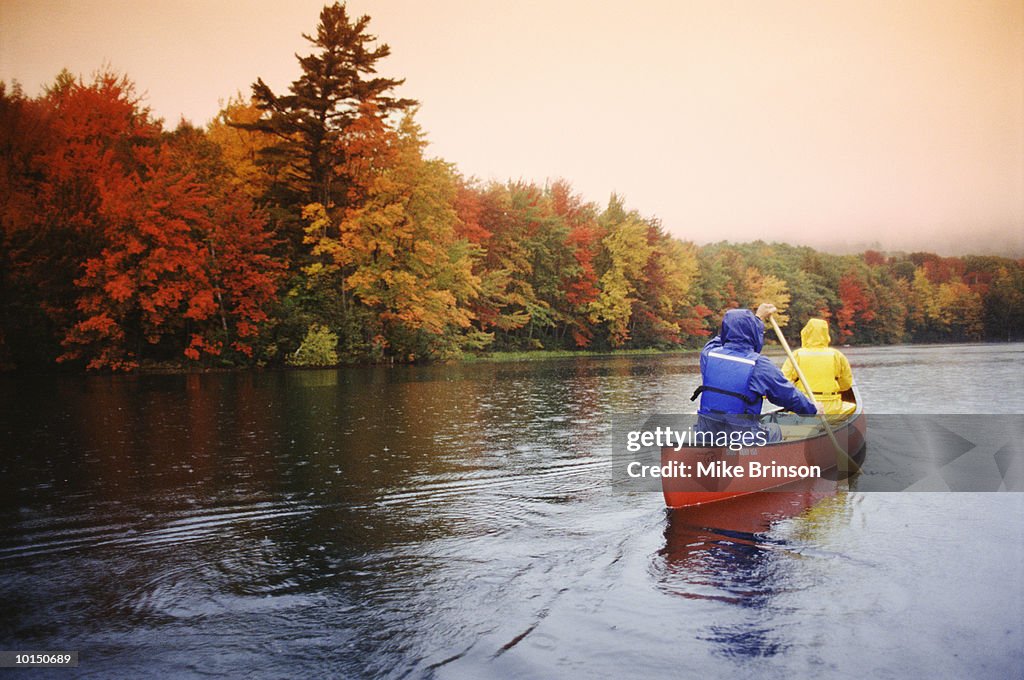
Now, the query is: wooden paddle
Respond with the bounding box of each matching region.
[768,315,861,475]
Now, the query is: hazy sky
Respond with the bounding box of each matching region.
[2,0,1022,255]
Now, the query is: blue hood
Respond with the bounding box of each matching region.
[720,309,765,353]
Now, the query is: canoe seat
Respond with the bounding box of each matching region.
[780,423,824,441]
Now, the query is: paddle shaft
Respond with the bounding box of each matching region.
[768,316,860,474]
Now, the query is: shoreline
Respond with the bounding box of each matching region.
[3,340,1021,376]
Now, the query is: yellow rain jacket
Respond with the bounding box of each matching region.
[782,319,856,416]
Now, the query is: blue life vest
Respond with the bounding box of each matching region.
[696,348,762,416]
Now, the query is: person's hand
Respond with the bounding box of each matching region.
[755,303,778,321]
[814,401,825,415]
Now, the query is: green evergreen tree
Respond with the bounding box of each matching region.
[247,2,415,213]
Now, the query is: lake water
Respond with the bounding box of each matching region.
[1,344,1022,678]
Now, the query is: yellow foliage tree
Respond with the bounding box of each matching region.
[590,205,651,346]
[743,267,791,327]
[306,106,487,360]
[206,95,276,199]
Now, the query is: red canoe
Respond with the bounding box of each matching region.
[661,386,866,508]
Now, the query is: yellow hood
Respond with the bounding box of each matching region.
[800,318,831,349]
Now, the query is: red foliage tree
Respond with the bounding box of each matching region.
[5,72,159,349]
[550,180,600,346]
[0,83,55,364]
[836,270,876,343]
[863,249,887,266]
[679,303,713,337]
[203,192,283,358]
[0,71,282,370]
[60,150,282,369]
[454,180,491,245]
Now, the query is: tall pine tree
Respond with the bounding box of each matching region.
[247,2,415,216]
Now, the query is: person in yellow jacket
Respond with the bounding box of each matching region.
[781,318,856,416]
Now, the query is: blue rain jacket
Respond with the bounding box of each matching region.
[697,309,817,419]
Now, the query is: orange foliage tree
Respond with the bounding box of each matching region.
[3,71,281,370]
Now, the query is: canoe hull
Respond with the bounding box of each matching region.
[661,392,866,509]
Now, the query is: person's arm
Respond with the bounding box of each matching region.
[781,353,798,383]
[836,350,853,392]
[750,357,818,415]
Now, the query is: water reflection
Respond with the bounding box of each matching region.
[655,478,849,658]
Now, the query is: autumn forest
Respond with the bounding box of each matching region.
[2,3,1022,371]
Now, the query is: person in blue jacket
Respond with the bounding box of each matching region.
[693,303,821,442]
